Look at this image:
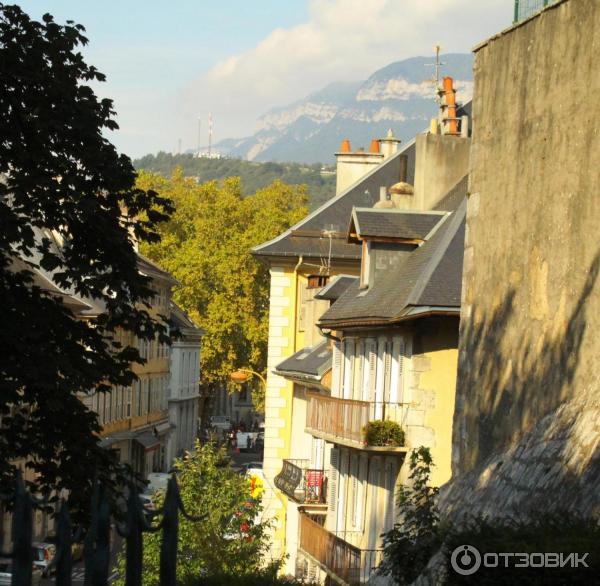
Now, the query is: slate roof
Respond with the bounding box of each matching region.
[349,208,447,242]
[274,339,331,379]
[251,138,416,260]
[319,176,468,328]
[314,275,358,301]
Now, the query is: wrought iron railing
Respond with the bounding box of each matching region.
[0,471,203,586]
[305,394,408,448]
[273,459,326,505]
[513,0,559,23]
[298,513,382,585]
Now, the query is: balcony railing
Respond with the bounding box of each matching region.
[305,393,407,449]
[299,513,382,585]
[274,459,326,505]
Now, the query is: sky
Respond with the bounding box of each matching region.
[16,1,509,159]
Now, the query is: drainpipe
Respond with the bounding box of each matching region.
[292,255,303,353]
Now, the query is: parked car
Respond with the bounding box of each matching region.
[32,542,56,577]
[236,431,259,452]
[0,558,42,586]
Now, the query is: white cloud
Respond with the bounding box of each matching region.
[176,0,507,151]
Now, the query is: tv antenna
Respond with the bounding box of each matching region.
[425,44,446,103]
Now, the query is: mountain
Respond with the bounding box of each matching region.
[215,54,474,164]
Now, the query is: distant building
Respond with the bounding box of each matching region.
[166,302,204,463]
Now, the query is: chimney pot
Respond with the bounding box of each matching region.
[340,139,351,153]
[369,139,380,154]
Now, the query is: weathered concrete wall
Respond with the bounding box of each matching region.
[454,0,600,480]
[412,134,470,211]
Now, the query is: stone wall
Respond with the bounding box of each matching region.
[454,0,600,479]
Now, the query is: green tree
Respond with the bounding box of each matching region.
[378,447,442,585]
[137,169,307,406]
[115,442,275,585]
[0,4,171,515]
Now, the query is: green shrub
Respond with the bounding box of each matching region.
[378,447,442,585]
[363,419,405,447]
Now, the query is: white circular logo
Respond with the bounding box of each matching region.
[450,544,481,576]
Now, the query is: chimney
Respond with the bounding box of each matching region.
[335,138,384,195]
[440,76,459,136]
[379,129,401,158]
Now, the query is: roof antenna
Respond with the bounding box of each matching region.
[425,44,446,103]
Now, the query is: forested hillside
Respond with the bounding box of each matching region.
[134,152,336,209]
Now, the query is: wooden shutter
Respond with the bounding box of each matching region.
[336,450,349,534]
[357,455,368,531]
[366,339,377,402]
[343,339,354,400]
[374,339,386,419]
[331,340,343,398]
[350,454,359,528]
[327,448,340,531]
[383,341,392,405]
[397,337,406,403]
[353,340,363,400]
[389,337,401,404]
[383,460,397,533]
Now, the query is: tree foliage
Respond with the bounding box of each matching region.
[134,153,335,210]
[0,3,171,514]
[137,169,307,405]
[115,442,275,585]
[379,447,442,585]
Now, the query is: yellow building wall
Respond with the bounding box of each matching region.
[411,320,458,487]
[262,266,299,562]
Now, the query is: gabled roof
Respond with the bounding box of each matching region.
[314,274,358,301]
[251,138,417,261]
[274,339,331,380]
[170,301,204,339]
[348,208,448,243]
[319,176,468,328]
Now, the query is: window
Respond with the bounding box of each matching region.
[307,275,328,289]
[360,241,371,288]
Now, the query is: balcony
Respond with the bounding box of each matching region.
[299,513,382,585]
[274,459,326,505]
[305,393,408,452]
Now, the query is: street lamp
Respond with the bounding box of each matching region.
[229,368,266,388]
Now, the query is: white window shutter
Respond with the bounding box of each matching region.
[350,454,359,527]
[331,341,343,398]
[354,340,364,400]
[343,339,354,399]
[383,460,397,533]
[383,341,392,405]
[398,338,406,403]
[327,448,340,531]
[357,455,368,531]
[374,338,386,419]
[336,450,349,534]
[389,337,401,404]
[367,339,377,402]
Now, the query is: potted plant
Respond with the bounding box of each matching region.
[363,420,405,447]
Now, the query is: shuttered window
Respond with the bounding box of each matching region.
[350,454,359,528]
[353,340,364,400]
[357,455,368,531]
[327,448,340,532]
[374,338,386,419]
[366,338,377,402]
[383,460,397,533]
[331,340,343,398]
[342,339,354,400]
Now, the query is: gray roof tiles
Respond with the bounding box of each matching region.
[319,176,468,327]
[350,208,447,241]
[274,339,331,379]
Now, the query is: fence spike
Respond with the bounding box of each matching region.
[84,481,111,586]
[11,471,33,586]
[124,487,143,586]
[56,500,73,586]
[159,475,179,586]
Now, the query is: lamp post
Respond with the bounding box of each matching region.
[229,368,266,389]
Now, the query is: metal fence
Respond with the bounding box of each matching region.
[0,472,203,586]
[513,0,560,23]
